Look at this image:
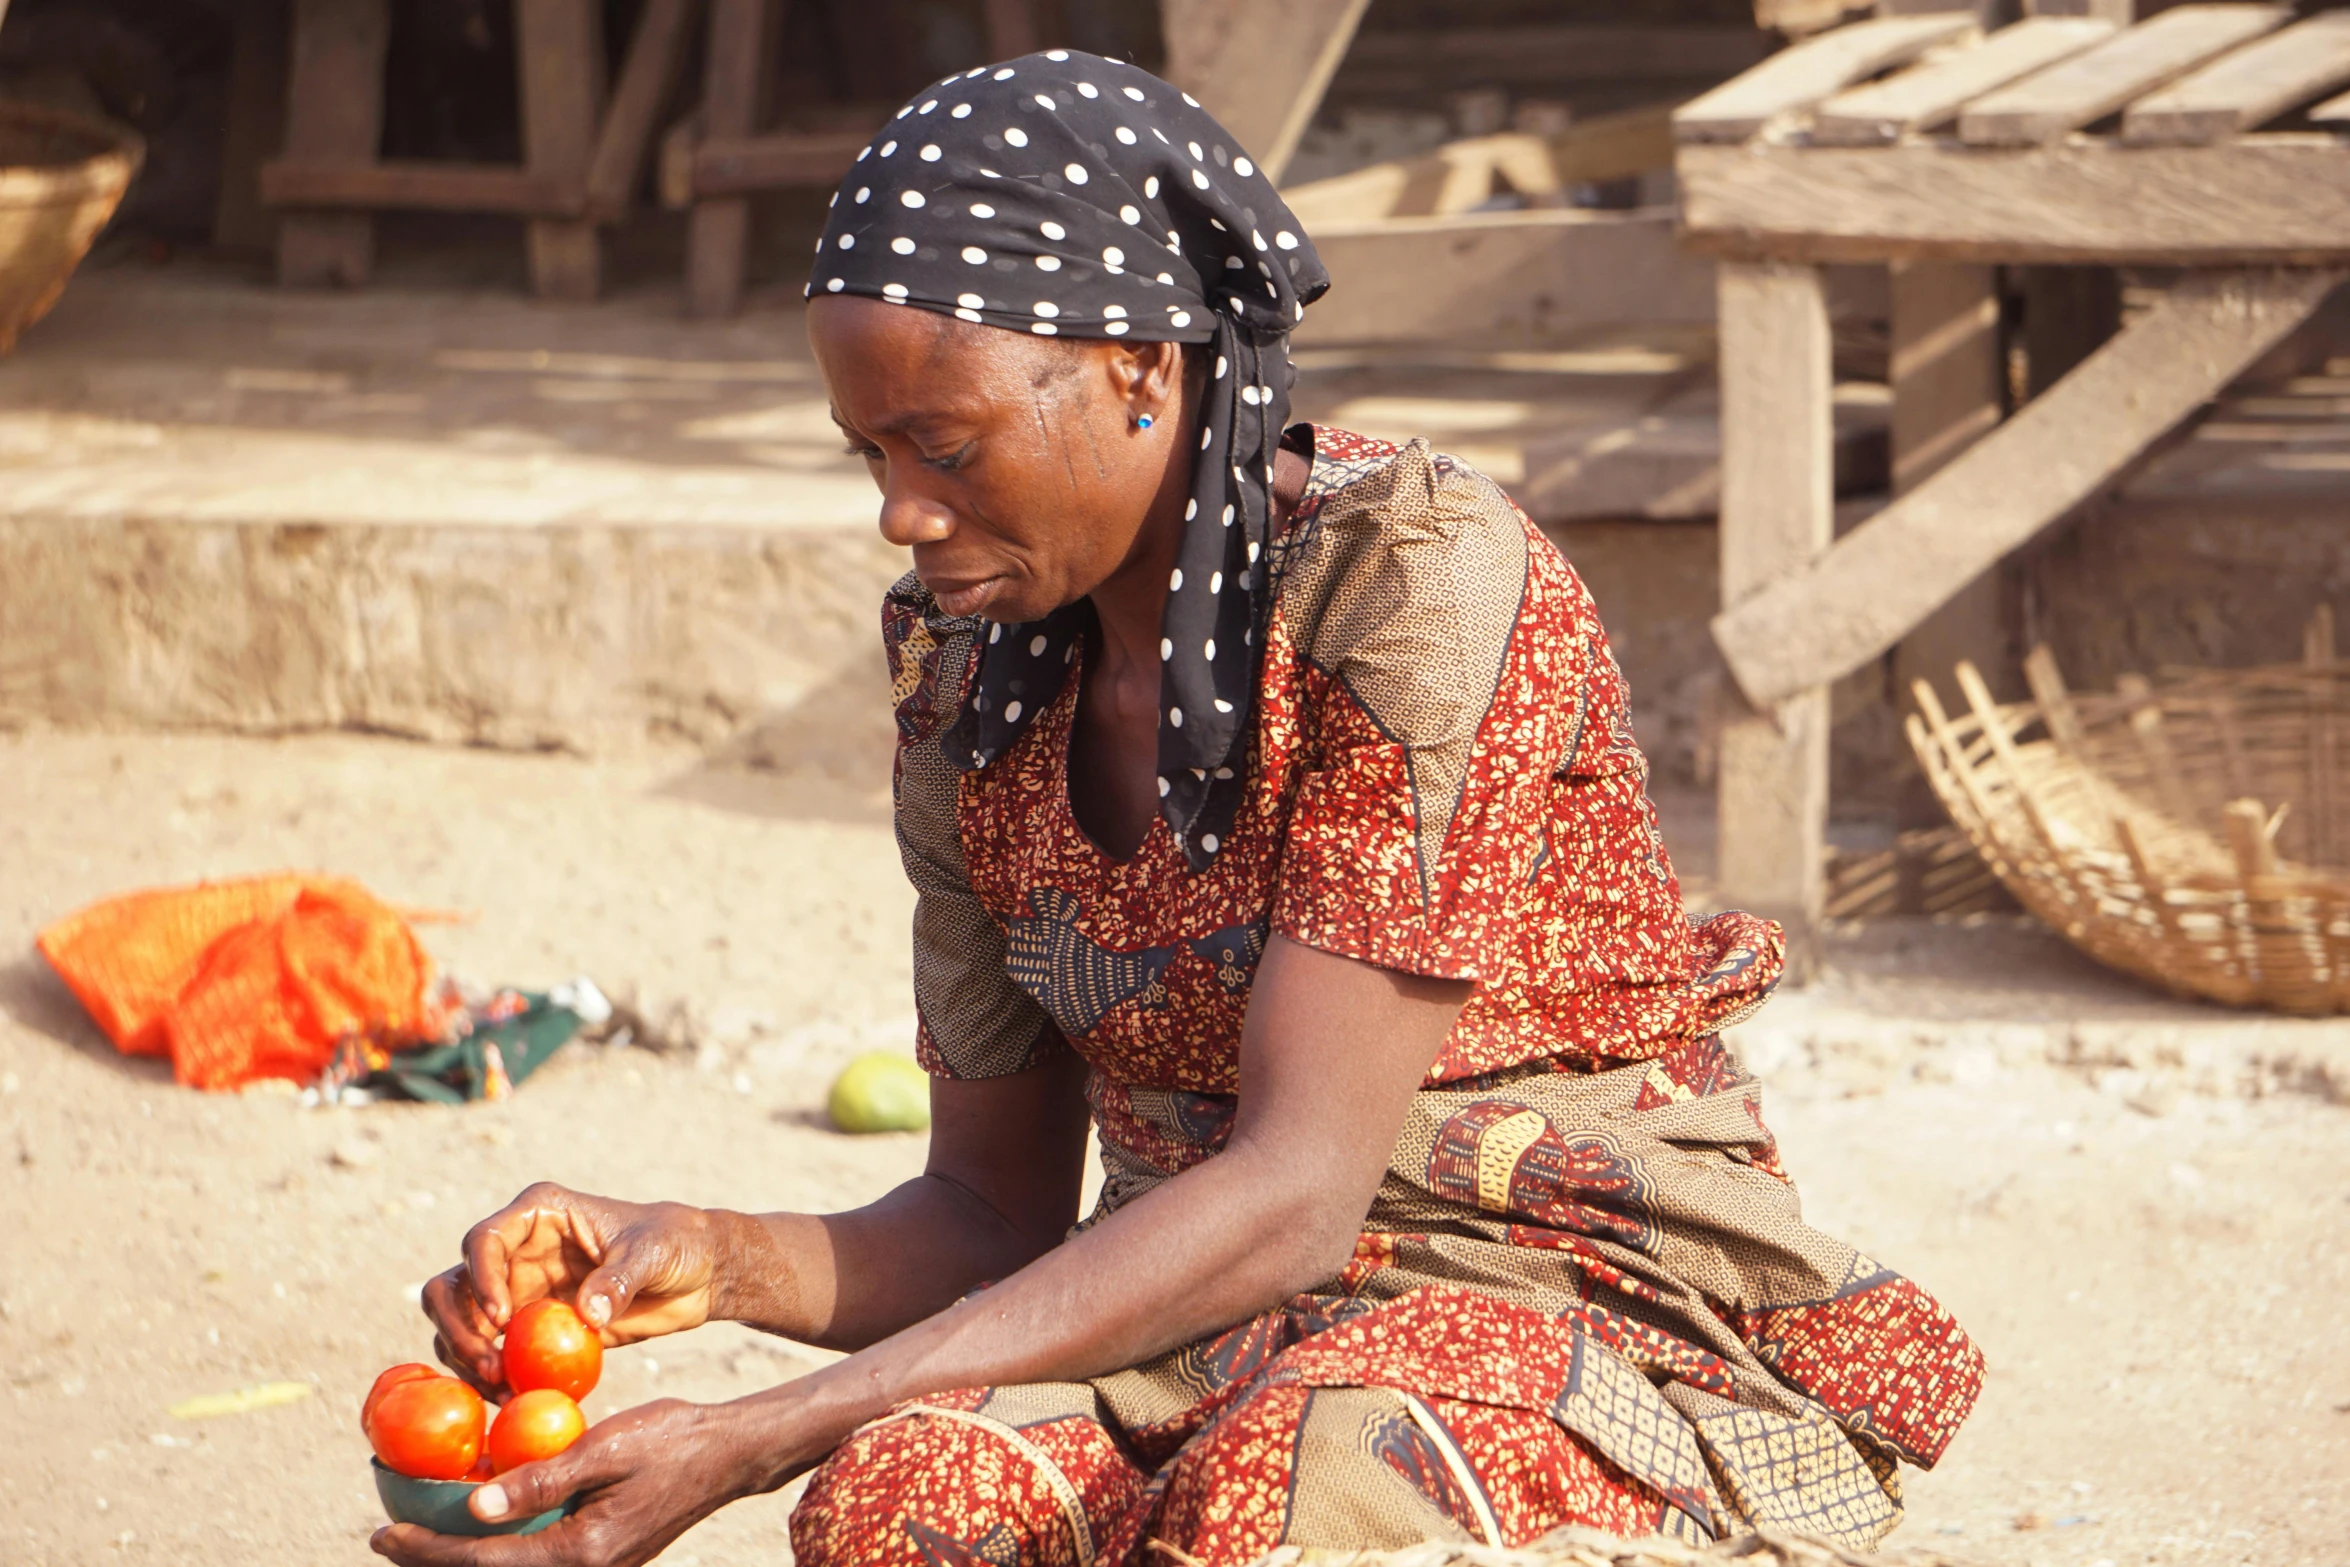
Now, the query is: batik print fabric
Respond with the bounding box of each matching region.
[794,428,1984,1565]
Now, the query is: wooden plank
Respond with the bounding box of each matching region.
[2311,85,2350,124]
[1336,26,1772,87]
[2122,11,2350,145]
[1813,17,2116,144]
[1291,211,1717,349]
[586,0,699,216]
[212,0,290,252]
[260,159,586,215]
[1959,3,2289,146]
[1280,104,1675,229]
[685,0,769,318]
[516,0,606,302]
[1715,261,1836,961]
[1710,268,2345,712]
[1673,14,1978,144]
[277,0,389,287]
[1161,0,1370,183]
[1676,137,2350,264]
[691,130,873,195]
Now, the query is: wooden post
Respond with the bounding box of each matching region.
[1161,0,1371,183]
[1889,261,2009,833]
[1716,260,1835,964]
[685,0,770,318]
[984,0,1044,59]
[278,0,390,287]
[213,0,291,254]
[516,0,607,302]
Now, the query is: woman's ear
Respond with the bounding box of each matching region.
[1101,338,1187,424]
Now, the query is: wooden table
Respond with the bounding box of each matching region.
[256,0,700,300]
[1675,2,2350,955]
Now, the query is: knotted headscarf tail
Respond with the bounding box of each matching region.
[809,49,1330,869]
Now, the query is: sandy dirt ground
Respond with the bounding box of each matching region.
[3,727,2347,1567]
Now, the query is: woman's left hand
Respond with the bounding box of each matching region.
[369,1397,802,1567]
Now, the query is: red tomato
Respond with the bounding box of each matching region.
[502,1299,602,1402]
[360,1363,439,1434]
[367,1375,487,1481]
[486,1389,587,1474]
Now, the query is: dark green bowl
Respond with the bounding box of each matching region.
[372,1460,572,1537]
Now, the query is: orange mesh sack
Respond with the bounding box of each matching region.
[37,875,437,1090]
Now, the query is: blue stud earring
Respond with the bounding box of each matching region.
[1135,413,1155,430]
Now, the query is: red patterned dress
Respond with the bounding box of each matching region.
[792,429,1982,1565]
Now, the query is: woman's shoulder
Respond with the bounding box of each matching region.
[1270,424,1604,752]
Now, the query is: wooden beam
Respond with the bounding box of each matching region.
[1710,268,2345,712]
[1674,13,1977,144]
[1812,17,2115,144]
[260,159,585,215]
[1291,211,1717,348]
[1715,261,1836,960]
[586,0,699,216]
[1336,26,1772,88]
[1959,3,2289,146]
[1280,104,1675,230]
[277,0,389,287]
[690,129,871,196]
[516,0,605,302]
[1676,136,2350,264]
[685,0,770,317]
[2121,11,2350,146]
[1161,0,1370,184]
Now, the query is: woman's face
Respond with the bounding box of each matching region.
[809,296,1193,625]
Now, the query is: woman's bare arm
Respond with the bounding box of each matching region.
[390,935,1463,1564]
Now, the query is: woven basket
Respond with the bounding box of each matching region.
[0,99,143,356]
[1906,608,2350,1015]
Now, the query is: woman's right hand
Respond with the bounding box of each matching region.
[420,1183,736,1395]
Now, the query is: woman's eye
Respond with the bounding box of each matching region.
[925,441,977,473]
[841,438,883,461]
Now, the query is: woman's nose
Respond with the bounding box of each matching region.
[876,475,954,549]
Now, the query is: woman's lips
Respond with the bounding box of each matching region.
[926,576,1000,617]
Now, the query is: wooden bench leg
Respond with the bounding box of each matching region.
[517,0,606,302]
[278,0,388,287]
[685,0,770,318]
[1715,260,1834,966]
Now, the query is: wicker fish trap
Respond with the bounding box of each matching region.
[1905,608,2350,1015]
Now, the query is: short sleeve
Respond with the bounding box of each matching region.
[883,575,1066,1079]
[1271,452,1578,982]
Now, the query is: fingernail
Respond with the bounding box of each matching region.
[476,1484,509,1518]
[583,1294,610,1327]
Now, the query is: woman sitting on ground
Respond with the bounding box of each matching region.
[379,53,1982,1567]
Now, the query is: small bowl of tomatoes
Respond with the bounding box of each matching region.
[363,1300,604,1538]
[371,1460,573,1538]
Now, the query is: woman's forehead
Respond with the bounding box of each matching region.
[810,295,1091,421]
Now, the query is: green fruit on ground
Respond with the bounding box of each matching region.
[827,1052,931,1133]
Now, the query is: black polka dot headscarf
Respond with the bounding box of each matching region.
[809,50,1330,870]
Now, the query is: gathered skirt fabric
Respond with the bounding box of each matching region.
[789,1037,1985,1565]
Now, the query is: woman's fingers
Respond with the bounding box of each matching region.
[421,1268,506,1392]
